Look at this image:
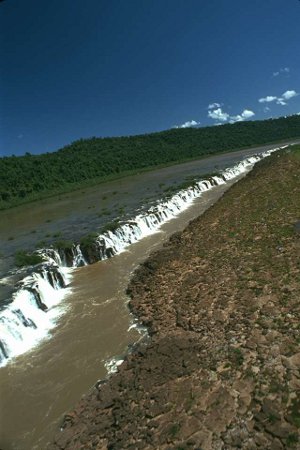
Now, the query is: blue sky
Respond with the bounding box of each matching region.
[1,0,300,156]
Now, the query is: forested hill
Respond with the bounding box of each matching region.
[1,115,300,209]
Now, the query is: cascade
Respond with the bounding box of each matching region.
[0,263,70,365]
[0,146,287,366]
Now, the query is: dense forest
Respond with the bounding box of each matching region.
[1,115,300,209]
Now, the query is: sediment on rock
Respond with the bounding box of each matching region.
[50,148,300,450]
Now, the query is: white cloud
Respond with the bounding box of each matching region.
[229,116,243,123]
[208,106,255,124]
[276,98,287,106]
[259,96,277,103]
[173,119,200,129]
[258,89,298,107]
[208,102,221,110]
[272,67,290,77]
[208,107,229,122]
[282,90,298,100]
[229,109,255,123]
[241,109,255,119]
[263,106,271,113]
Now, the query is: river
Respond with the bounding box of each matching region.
[0,142,297,449]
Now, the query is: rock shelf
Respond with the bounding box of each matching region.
[51,147,300,450]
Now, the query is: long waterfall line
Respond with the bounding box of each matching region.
[0,146,287,366]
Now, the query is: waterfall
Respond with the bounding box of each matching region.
[81,149,281,261]
[0,145,287,366]
[0,260,71,365]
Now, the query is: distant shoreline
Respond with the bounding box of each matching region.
[1,136,300,212]
[1,114,300,210]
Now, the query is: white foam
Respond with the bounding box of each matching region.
[104,356,124,375]
[0,268,71,366]
[88,147,280,260]
[0,145,286,367]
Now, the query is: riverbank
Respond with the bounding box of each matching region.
[52,146,300,449]
[1,115,299,210]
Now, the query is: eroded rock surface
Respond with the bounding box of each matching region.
[50,149,300,449]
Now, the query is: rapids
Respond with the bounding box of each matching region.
[0,146,286,367]
[0,142,297,449]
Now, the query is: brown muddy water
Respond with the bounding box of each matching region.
[1,143,294,263]
[0,142,298,450]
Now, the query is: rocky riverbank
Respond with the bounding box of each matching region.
[51,147,300,450]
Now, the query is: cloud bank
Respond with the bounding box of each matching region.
[259,90,298,106]
[207,105,255,124]
[208,107,229,122]
[258,96,277,103]
[229,109,255,123]
[173,83,297,130]
[173,119,200,129]
[282,90,298,100]
[208,102,221,110]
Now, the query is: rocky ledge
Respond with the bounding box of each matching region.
[50,147,300,450]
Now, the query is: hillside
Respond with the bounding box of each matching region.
[1,115,300,209]
[51,146,300,449]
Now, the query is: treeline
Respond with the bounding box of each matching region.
[1,115,300,209]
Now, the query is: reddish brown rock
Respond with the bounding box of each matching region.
[50,149,300,449]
